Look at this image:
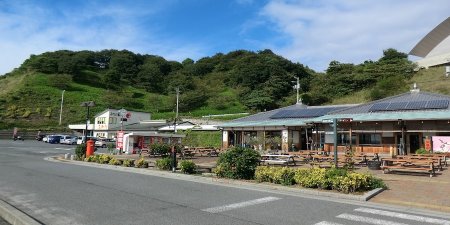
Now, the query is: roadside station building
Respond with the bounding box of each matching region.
[220,88,450,155]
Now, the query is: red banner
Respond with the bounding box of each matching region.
[117,131,124,149]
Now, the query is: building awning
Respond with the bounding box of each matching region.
[310,110,450,123]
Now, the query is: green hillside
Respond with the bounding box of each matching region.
[0,48,447,130]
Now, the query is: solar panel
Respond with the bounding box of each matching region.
[270,107,339,119]
[386,102,408,111]
[405,101,427,110]
[369,103,389,112]
[426,99,449,109]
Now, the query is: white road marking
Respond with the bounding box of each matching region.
[202,196,281,213]
[54,148,72,151]
[355,207,450,225]
[314,221,344,225]
[336,213,409,225]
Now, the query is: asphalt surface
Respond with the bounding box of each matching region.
[1,140,450,225]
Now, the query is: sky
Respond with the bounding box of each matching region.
[0,0,449,75]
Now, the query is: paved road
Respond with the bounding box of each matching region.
[1,140,450,225]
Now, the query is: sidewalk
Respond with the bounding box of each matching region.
[101,154,450,213]
[366,168,450,213]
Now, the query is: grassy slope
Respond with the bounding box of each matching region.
[0,71,247,129]
[330,66,450,104]
[3,66,447,129]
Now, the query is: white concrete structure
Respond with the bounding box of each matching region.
[158,121,220,131]
[410,17,450,68]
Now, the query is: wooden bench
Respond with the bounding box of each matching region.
[381,164,435,177]
[381,159,436,177]
[260,155,296,166]
[394,156,443,171]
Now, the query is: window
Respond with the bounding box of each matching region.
[337,133,356,145]
[97,117,106,124]
[359,134,381,145]
[109,117,117,124]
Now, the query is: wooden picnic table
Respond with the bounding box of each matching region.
[381,158,436,177]
[260,154,296,166]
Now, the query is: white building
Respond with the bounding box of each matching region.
[93,109,151,138]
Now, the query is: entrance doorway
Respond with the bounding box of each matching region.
[409,134,420,154]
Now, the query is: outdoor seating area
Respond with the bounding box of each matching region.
[380,153,448,177]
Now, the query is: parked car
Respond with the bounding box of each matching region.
[43,135,50,143]
[60,136,77,145]
[47,135,62,144]
[76,136,97,145]
[95,138,115,148]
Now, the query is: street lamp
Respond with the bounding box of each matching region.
[59,90,65,125]
[80,101,96,144]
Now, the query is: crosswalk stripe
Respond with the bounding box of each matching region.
[202,196,281,213]
[336,213,409,225]
[314,221,344,225]
[355,207,450,225]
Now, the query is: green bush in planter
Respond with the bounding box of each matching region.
[273,167,296,185]
[98,154,112,164]
[155,157,173,170]
[108,158,122,165]
[179,160,196,174]
[75,144,86,160]
[150,143,171,155]
[122,159,135,167]
[215,146,260,179]
[135,158,149,168]
[84,155,96,162]
[415,148,428,154]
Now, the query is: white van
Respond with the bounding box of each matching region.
[59,135,73,144]
[76,136,96,145]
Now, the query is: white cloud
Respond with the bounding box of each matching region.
[261,0,450,71]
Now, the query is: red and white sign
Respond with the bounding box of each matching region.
[116,131,124,149]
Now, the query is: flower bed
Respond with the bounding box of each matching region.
[255,166,386,193]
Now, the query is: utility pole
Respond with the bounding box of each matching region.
[172,87,180,172]
[174,87,179,133]
[296,77,300,104]
[59,90,65,125]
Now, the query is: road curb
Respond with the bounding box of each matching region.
[46,156,383,202]
[0,199,41,225]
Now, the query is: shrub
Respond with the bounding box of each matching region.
[295,168,327,189]
[150,143,171,156]
[75,144,86,160]
[256,166,386,193]
[135,157,149,168]
[215,147,261,179]
[98,154,112,164]
[84,155,96,162]
[415,148,428,154]
[273,167,296,185]
[255,166,275,183]
[155,157,173,170]
[108,158,122,166]
[179,160,196,174]
[122,159,135,167]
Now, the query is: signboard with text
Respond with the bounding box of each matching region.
[432,136,450,153]
[116,131,124,149]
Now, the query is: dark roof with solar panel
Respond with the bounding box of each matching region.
[330,91,450,115]
[270,107,345,119]
[231,103,356,122]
